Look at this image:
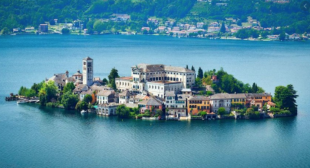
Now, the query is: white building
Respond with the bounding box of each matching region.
[210,93,231,113]
[83,57,93,86]
[116,64,196,98]
[165,91,187,118]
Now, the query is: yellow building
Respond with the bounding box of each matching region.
[246,93,272,108]
[187,96,211,115]
[230,93,247,106]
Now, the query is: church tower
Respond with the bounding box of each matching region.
[83,57,93,86]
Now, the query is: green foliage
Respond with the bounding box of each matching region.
[246,111,261,119]
[270,107,280,113]
[198,111,207,117]
[0,0,309,35]
[61,28,70,34]
[63,82,75,93]
[18,86,36,98]
[198,67,203,79]
[83,94,92,104]
[116,104,130,118]
[108,68,119,85]
[61,91,79,110]
[218,107,226,115]
[235,29,260,39]
[110,79,117,90]
[220,22,226,33]
[39,81,58,105]
[195,78,202,88]
[279,32,286,41]
[191,66,195,72]
[0,27,10,35]
[75,101,88,111]
[46,102,59,108]
[209,68,264,94]
[274,84,298,115]
[102,78,108,85]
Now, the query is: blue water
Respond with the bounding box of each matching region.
[0,35,310,168]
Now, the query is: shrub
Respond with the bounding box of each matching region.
[46,102,59,108]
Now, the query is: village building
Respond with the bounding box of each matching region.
[187,95,211,115]
[165,91,187,118]
[210,93,231,113]
[138,97,163,113]
[245,93,272,109]
[97,103,118,116]
[38,24,48,33]
[115,64,196,98]
[96,90,116,104]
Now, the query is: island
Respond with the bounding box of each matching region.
[7,57,298,121]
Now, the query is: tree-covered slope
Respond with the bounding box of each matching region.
[0,0,309,33]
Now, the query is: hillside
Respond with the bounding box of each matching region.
[0,0,309,34]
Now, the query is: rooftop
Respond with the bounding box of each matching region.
[188,95,210,101]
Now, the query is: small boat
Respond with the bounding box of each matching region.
[17,100,28,104]
[80,110,87,115]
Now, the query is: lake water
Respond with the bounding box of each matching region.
[0,35,310,168]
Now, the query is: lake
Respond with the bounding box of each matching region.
[0,35,310,168]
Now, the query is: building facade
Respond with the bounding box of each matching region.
[83,57,93,86]
[187,96,211,115]
[210,93,231,113]
[116,64,196,98]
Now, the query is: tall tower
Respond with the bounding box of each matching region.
[83,57,93,86]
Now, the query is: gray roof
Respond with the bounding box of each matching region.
[119,90,131,97]
[210,93,231,99]
[188,95,210,101]
[246,93,272,97]
[133,64,194,73]
[47,73,67,86]
[97,90,114,97]
[229,93,246,99]
[139,98,162,106]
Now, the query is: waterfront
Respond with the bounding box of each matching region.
[1,35,310,167]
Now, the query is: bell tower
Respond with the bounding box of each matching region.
[83,57,93,86]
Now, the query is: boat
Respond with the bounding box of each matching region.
[80,110,87,115]
[17,99,28,104]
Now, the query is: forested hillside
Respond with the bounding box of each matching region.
[0,0,309,33]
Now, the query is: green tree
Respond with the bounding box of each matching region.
[61,28,70,34]
[116,104,130,118]
[108,68,120,84]
[63,82,75,93]
[199,111,207,118]
[218,107,226,115]
[191,66,195,72]
[220,22,226,33]
[198,67,203,79]
[102,78,108,85]
[274,84,298,115]
[279,32,286,41]
[75,101,88,111]
[61,91,79,110]
[83,94,92,104]
[39,81,58,105]
[0,27,10,35]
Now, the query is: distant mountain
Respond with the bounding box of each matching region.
[0,0,309,34]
